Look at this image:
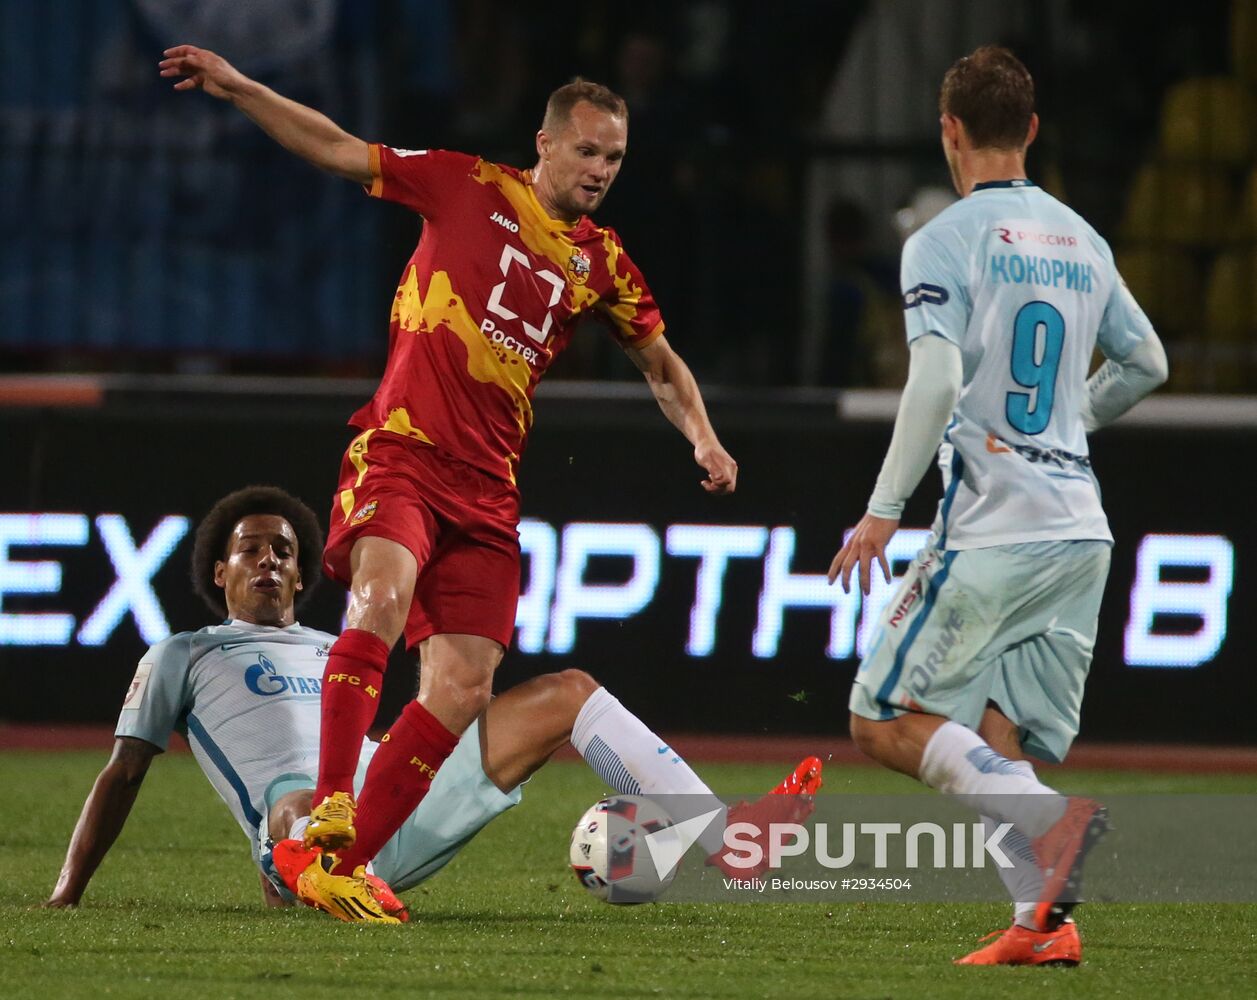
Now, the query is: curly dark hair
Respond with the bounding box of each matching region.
[191,485,324,618]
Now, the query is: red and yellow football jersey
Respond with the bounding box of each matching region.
[349,144,664,486]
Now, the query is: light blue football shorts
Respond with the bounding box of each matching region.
[371,717,522,890]
[849,536,1111,763]
[258,717,522,893]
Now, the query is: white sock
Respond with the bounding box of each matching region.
[919,721,1066,837]
[571,687,727,854]
[287,815,373,874]
[287,815,311,842]
[979,762,1044,929]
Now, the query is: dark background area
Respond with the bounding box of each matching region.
[2,3,1253,747]
[2,0,1254,390]
[1,388,1250,744]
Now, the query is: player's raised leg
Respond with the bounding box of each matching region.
[459,666,755,859]
[565,681,821,868]
[478,669,603,788]
[405,667,822,873]
[330,631,500,875]
[306,535,417,851]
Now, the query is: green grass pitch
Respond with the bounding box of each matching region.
[2,750,1254,999]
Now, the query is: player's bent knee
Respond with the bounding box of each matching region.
[460,677,495,709]
[533,669,600,726]
[849,713,886,759]
[555,669,600,709]
[268,789,314,841]
[444,675,494,727]
[346,588,409,645]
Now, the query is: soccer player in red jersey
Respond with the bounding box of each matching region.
[159,45,739,919]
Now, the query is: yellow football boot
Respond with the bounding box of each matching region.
[295,853,400,925]
[303,791,357,851]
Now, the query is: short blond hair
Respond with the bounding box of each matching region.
[541,77,628,133]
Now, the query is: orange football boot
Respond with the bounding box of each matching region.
[954,920,1082,966]
[1031,797,1110,930]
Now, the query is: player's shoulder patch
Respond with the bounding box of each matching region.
[903,283,950,309]
[121,659,153,710]
[350,498,378,525]
[117,631,191,710]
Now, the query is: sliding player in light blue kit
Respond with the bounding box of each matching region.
[828,47,1167,966]
[47,486,820,920]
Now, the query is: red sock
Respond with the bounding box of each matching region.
[337,700,459,871]
[313,629,389,804]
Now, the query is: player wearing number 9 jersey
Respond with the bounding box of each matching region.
[159,45,738,922]
[895,176,1155,549]
[828,47,1167,966]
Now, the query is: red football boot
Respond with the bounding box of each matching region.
[707,757,824,878]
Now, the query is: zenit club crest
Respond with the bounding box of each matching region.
[568,249,591,285]
[350,499,379,525]
[122,661,153,708]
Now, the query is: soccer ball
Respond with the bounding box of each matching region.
[568,795,679,904]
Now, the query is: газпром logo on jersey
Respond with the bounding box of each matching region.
[244,654,322,697]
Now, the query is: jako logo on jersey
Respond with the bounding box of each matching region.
[568,249,591,285]
[244,654,323,697]
[350,499,378,526]
[389,148,428,158]
[490,211,520,233]
[902,283,949,309]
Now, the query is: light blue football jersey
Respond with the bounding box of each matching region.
[116,621,361,864]
[899,180,1156,549]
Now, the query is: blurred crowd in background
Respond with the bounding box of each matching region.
[2,0,1253,391]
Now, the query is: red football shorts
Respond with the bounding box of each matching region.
[323,429,521,649]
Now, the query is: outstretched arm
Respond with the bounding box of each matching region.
[628,335,738,494]
[158,45,371,184]
[829,335,962,594]
[45,737,159,907]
